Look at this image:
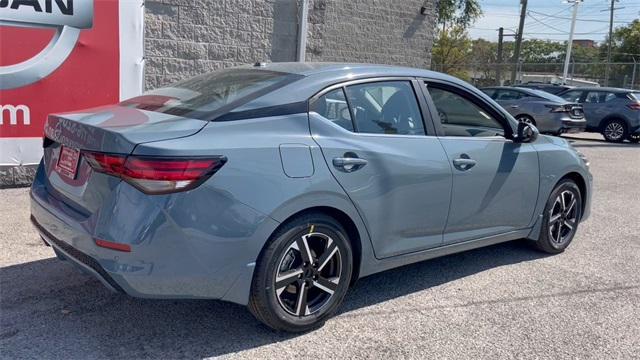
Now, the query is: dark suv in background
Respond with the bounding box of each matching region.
[557,87,640,143]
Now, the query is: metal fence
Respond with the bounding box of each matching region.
[431,62,639,89]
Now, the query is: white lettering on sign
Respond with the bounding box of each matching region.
[0,104,31,125]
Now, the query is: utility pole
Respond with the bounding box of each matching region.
[296,0,309,62]
[510,0,527,84]
[497,27,504,86]
[562,0,582,85]
[604,0,619,86]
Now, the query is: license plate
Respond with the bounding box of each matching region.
[56,146,80,179]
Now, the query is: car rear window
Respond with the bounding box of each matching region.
[119,68,303,120]
[523,88,568,103]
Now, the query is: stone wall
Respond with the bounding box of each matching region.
[144,0,438,90]
[306,0,437,69]
[144,0,300,90]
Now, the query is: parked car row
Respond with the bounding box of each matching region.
[481,84,640,143]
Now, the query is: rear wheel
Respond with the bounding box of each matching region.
[516,114,536,126]
[602,119,627,142]
[249,213,352,332]
[534,179,582,254]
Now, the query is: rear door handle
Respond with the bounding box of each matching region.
[333,157,367,172]
[509,105,519,109]
[453,158,476,171]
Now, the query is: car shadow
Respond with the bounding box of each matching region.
[0,241,547,358]
[563,135,640,147]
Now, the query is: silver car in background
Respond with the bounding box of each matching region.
[557,87,640,143]
[481,86,586,135]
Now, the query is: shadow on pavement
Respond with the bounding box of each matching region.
[563,135,640,148]
[0,241,547,358]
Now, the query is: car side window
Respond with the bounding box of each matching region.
[311,88,354,131]
[495,89,523,101]
[481,88,496,98]
[585,91,603,103]
[428,86,505,138]
[583,91,616,104]
[344,81,425,135]
[561,90,583,103]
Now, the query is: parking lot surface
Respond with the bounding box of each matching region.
[1,133,639,359]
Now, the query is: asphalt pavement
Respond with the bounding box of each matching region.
[1,133,639,359]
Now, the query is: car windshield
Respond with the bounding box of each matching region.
[120,68,303,120]
[522,88,567,103]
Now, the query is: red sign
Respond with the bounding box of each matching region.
[0,0,143,165]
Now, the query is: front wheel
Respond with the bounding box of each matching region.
[249,213,352,332]
[534,179,582,254]
[602,119,627,142]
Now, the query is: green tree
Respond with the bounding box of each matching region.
[438,0,482,32]
[600,20,640,87]
[432,25,472,80]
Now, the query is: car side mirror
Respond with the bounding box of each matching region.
[516,121,539,143]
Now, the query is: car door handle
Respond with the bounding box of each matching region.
[509,105,519,109]
[452,158,477,171]
[333,157,367,172]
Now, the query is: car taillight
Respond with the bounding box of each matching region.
[545,104,569,113]
[82,151,226,194]
[545,104,576,113]
[627,103,640,111]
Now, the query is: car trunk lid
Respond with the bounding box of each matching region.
[41,105,207,214]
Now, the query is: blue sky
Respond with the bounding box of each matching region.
[469,0,640,43]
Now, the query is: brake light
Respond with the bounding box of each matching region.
[627,103,640,111]
[545,104,576,113]
[83,151,226,194]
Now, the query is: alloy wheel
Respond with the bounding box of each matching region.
[604,121,624,141]
[548,190,578,246]
[517,116,533,125]
[274,231,341,317]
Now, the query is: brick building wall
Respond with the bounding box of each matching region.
[306,0,437,68]
[144,0,438,90]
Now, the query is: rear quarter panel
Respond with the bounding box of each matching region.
[132,114,374,299]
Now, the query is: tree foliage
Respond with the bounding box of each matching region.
[437,0,482,31]
[602,19,640,62]
[432,25,472,80]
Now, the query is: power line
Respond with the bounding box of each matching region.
[527,10,629,23]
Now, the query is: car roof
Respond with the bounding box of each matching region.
[567,87,633,93]
[231,62,480,112]
[481,86,533,92]
[238,62,442,77]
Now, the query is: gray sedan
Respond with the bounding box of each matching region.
[482,86,586,135]
[30,63,592,332]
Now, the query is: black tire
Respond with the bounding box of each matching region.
[534,179,582,254]
[516,114,536,126]
[602,119,627,143]
[248,213,353,332]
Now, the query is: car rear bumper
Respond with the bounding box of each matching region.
[560,118,587,133]
[30,161,279,305]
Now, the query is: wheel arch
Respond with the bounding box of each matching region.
[558,171,588,220]
[598,115,628,130]
[264,206,364,285]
